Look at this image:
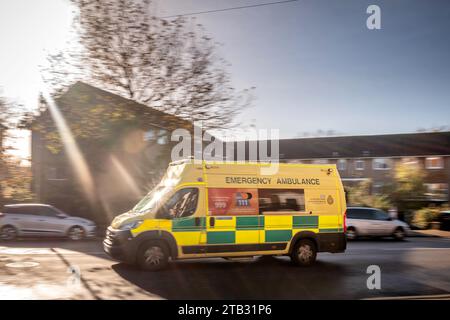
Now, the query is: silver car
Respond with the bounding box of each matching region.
[346,207,410,240]
[0,204,96,241]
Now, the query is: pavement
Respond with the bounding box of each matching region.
[1,237,450,300]
[410,229,450,238]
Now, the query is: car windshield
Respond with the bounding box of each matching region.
[132,185,172,215]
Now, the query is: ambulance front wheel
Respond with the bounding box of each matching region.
[291,239,317,267]
[137,240,169,271]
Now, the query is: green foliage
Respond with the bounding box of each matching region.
[347,163,431,223]
[1,93,36,205]
[0,156,35,205]
[412,205,449,229]
[349,163,428,212]
[390,162,427,212]
[347,179,392,211]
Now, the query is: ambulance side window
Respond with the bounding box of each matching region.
[258,189,305,214]
[157,188,199,219]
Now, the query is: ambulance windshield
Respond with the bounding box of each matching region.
[132,185,172,214]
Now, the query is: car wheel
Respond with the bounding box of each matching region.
[67,226,85,241]
[0,225,18,241]
[291,239,317,267]
[137,241,169,271]
[346,227,358,240]
[393,227,405,241]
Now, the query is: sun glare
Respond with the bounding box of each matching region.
[40,86,96,205]
[110,155,143,199]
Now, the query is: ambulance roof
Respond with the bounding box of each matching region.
[163,160,341,189]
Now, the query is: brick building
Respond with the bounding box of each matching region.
[276,132,450,202]
[231,131,450,203]
[31,82,192,224]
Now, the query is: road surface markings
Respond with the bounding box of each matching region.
[5,261,40,268]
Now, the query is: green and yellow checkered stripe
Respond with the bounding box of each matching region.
[171,215,343,246]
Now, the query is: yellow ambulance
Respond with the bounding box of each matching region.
[103,160,347,270]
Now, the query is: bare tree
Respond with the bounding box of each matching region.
[0,93,34,205]
[0,93,9,130]
[0,94,7,204]
[44,0,252,131]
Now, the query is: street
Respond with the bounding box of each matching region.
[1,237,450,300]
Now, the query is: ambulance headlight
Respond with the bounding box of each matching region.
[119,220,143,231]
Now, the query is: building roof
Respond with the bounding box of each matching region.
[276,132,450,159]
[63,81,192,130]
[32,81,192,131]
[232,131,450,160]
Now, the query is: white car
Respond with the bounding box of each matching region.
[0,204,96,241]
[346,207,410,240]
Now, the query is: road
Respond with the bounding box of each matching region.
[1,237,450,299]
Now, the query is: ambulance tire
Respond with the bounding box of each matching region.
[291,239,317,267]
[137,240,169,271]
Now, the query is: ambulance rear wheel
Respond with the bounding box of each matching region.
[291,239,317,267]
[137,241,169,271]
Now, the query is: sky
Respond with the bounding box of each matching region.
[0,0,73,162]
[155,0,450,138]
[0,0,450,159]
[0,0,72,107]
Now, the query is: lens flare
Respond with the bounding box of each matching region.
[41,88,96,204]
[110,155,142,199]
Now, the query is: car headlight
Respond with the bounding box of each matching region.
[119,220,143,231]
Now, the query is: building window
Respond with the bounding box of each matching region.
[402,157,419,167]
[144,127,169,144]
[144,129,156,141]
[157,129,169,145]
[373,158,392,170]
[373,183,384,195]
[337,159,347,171]
[355,160,365,171]
[47,167,66,181]
[47,167,57,180]
[425,157,444,169]
[425,183,449,201]
[312,159,328,164]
